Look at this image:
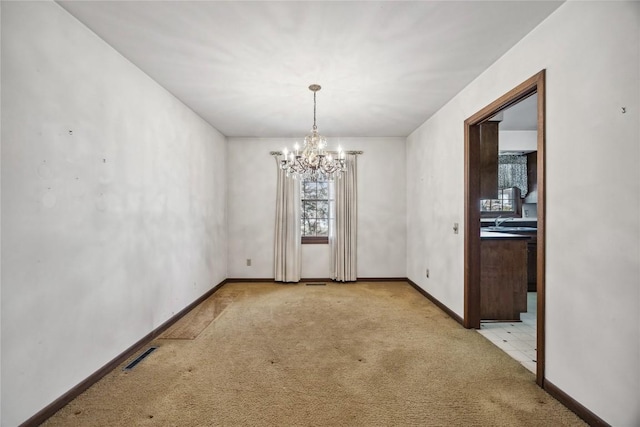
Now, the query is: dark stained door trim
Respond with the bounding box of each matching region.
[463,70,546,386]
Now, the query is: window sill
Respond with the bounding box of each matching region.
[302,237,328,244]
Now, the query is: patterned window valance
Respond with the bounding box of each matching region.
[498,155,527,197]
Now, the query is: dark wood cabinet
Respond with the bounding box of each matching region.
[479,122,499,199]
[480,236,528,320]
[527,238,537,291]
[502,228,537,291]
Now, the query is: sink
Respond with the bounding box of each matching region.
[483,226,537,233]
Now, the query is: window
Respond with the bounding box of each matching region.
[481,154,527,218]
[301,178,333,244]
[480,187,522,217]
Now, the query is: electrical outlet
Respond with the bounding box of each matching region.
[426,268,430,278]
[246,259,251,267]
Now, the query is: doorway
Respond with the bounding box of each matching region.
[463,70,546,386]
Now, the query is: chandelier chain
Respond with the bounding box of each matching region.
[313,91,317,130]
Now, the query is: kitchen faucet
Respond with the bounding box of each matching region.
[495,216,511,227]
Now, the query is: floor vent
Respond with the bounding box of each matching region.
[123,347,158,371]
[306,283,327,286]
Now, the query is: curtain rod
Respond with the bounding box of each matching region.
[270,150,363,156]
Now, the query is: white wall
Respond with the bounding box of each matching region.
[1,2,228,426]
[406,2,639,425]
[228,137,406,279]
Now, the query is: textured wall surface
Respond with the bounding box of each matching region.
[3,1,638,426]
[1,2,227,425]
[406,2,639,425]
[227,137,406,279]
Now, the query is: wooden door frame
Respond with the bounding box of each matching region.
[464,70,546,386]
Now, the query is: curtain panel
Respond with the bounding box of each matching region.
[274,157,301,282]
[498,154,528,196]
[330,154,357,282]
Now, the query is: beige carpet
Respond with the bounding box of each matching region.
[159,295,232,340]
[43,281,585,426]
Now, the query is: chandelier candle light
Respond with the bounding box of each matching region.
[280,84,346,180]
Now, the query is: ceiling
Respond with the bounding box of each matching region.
[495,93,538,131]
[57,1,562,138]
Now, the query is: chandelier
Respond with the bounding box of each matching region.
[280,84,345,180]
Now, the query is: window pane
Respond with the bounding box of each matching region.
[305,219,316,236]
[317,182,329,199]
[316,219,328,236]
[303,201,316,219]
[303,181,317,199]
[316,201,329,219]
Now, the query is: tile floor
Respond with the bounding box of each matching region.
[477,292,537,373]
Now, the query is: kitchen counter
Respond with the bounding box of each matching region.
[481,218,537,224]
[481,230,530,239]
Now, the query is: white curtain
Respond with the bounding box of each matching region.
[274,157,301,282]
[330,154,357,282]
